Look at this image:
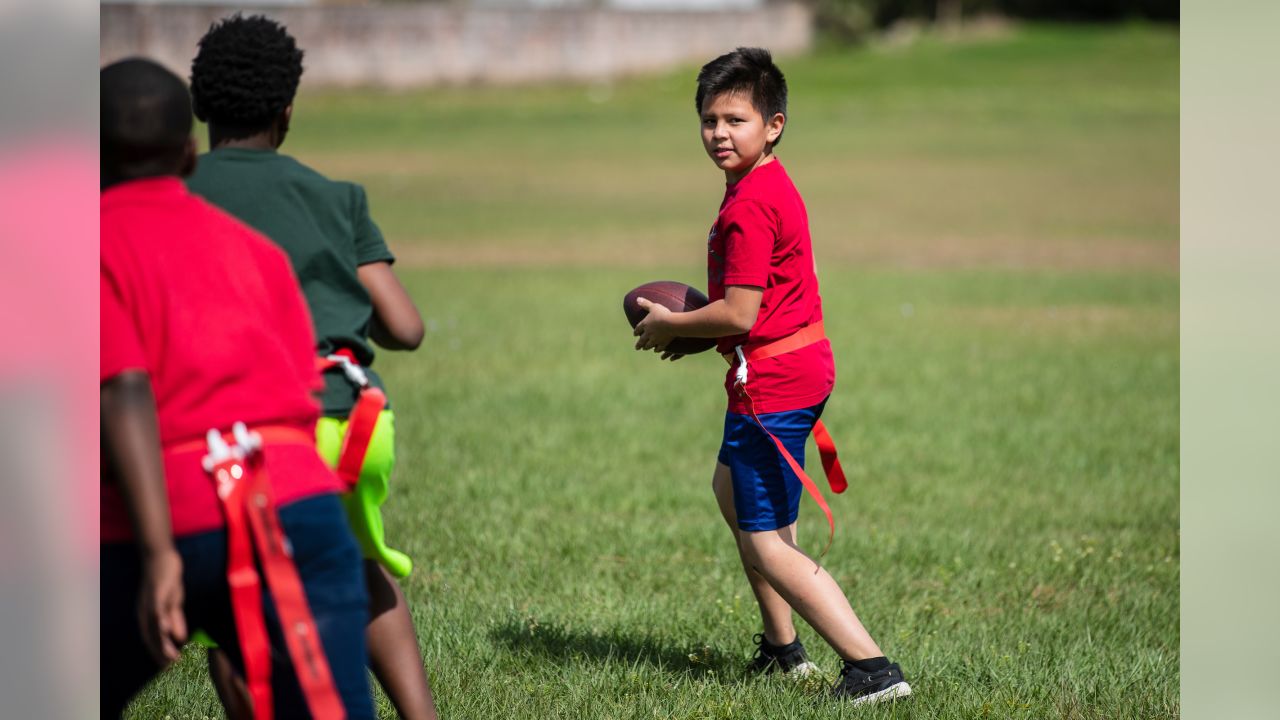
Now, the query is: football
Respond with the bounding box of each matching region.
[623,281,718,355]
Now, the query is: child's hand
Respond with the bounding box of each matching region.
[633,297,678,352]
[660,351,685,361]
[138,547,188,666]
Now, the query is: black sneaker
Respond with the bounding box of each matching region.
[831,660,912,705]
[746,633,819,677]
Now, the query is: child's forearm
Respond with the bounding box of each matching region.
[358,262,425,351]
[101,372,174,556]
[666,286,763,338]
[368,313,418,351]
[665,300,750,337]
[633,286,761,352]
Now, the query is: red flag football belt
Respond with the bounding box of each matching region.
[316,350,387,490]
[723,321,847,557]
[200,423,346,720]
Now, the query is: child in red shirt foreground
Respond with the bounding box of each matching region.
[633,47,912,706]
[100,58,373,718]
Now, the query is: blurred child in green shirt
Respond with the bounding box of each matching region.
[186,15,437,720]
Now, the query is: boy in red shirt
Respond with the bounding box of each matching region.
[633,47,912,705]
[100,58,373,718]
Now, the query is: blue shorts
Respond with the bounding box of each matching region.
[101,493,374,719]
[719,398,828,532]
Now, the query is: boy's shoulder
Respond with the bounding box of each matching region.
[194,150,365,200]
[278,154,371,214]
[274,153,350,189]
[103,182,292,276]
[720,161,803,216]
[281,153,367,192]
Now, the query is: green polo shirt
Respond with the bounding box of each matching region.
[188,147,394,416]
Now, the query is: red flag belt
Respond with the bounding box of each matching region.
[201,423,346,720]
[315,350,386,490]
[723,321,847,556]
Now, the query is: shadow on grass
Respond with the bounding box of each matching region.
[489,616,739,678]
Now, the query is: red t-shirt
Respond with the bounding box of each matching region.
[707,160,835,414]
[101,177,343,541]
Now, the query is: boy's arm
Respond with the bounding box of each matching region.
[349,185,423,351]
[101,371,187,665]
[634,285,763,352]
[358,261,424,351]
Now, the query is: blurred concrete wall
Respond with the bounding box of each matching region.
[100,2,813,87]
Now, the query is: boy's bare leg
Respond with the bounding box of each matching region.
[206,561,439,720]
[712,462,797,646]
[207,648,254,720]
[738,528,884,661]
[365,559,439,720]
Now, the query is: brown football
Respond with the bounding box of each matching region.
[623,280,718,355]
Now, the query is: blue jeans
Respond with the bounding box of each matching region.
[101,493,373,719]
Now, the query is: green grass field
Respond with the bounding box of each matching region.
[127,23,1178,719]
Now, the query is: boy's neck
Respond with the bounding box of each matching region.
[725,152,776,186]
[215,137,274,151]
[209,125,282,152]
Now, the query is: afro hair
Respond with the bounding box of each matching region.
[190,14,304,138]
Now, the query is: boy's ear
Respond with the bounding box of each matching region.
[765,112,786,144]
[178,135,198,178]
[275,104,294,148]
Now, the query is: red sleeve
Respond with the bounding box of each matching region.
[100,262,148,383]
[720,199,775,288]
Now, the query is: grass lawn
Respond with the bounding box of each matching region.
[127,22,1178,719]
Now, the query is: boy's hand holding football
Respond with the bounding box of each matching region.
[623,280,719,356]
[633,297,677,352]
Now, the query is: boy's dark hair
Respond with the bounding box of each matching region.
[695,47,788,147]
[190,14,304,139]
[101,58,193,181]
